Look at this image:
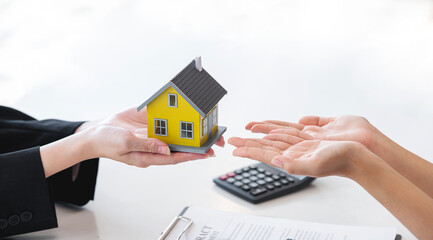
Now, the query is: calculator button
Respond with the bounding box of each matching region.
[272,174,280,180]
[234,175,243,181]
[242,167,250,172]
[242,179,251,184]
[273,182,282,187]
[219,175,228,180]
[266,184,275,190]
[249,176,258,181]
[280,179,289,185]
[257,173,266,179]
[264,177,274,183]
[250,187,267,196]
[233,181,243,187]
[249,170,258,175]
[257,168,265,173]
[257,179,266,186]
[235,169,243,174]
[249,182,259,188]
[242,172,251,178]
[241,185,251,191]
[287,177,295,183]
[279,173,286,178]
[227,172,236,177]
[226,178,235,183]
[249,165,257,169]
[264,171,272,176]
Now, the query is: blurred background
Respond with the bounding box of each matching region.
[1,0,432,239]
[1,0,432,156]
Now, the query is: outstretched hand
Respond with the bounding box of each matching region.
[76,107,224,168]
[271,140,363,178]
[244,116,380,153]
[229,135,363,178]
[229,117,376,178]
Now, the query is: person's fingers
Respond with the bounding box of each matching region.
[269,128,313,140]
[215,136,225,147]
[229,137,289,151]
[246,121,304,131]
[246,121,281,131]
[128,135,171,155]
[262,120,304,130]
[299,116,335,126]
[263,134,304,145]
[232,147,281,164]
[228,137,247,147]
[230,137,287,152]
[302,126,327,139]
[134,128,148,136]
[268,127,298,136]
[127,151,208,167]
[205,148,216,157]
[245,121,262,130]
[250,124,293,134]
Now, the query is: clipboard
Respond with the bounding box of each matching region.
[158,207,192,240]
[158,206,402,240]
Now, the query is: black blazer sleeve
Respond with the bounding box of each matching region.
[0,106,99,237]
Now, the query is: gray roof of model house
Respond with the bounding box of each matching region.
[137,58,227,117]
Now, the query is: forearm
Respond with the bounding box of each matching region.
[40,129,96,178]
[372,132,433,198]
[350,148,433,239]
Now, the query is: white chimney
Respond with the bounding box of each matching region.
[195,56,202,71]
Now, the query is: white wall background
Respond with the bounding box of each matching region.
[1,0,432,159]
[1,0,432,239]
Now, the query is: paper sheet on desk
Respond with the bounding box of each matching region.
[165,206,397,240]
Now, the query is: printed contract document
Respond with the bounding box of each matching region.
[162,206,397,240]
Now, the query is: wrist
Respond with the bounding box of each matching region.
[345,142,388,183]
[75,120,100,133]
[361,124,382,154]
[77,126,100,159]
[40,128,97,177]
[372,131,406,166]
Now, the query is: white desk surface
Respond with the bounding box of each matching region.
[1,0,433,239]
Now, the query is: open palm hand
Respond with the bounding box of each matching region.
[229,135,361,178]
[245,115,379,153]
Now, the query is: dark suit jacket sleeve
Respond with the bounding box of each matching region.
[0,106,99,237]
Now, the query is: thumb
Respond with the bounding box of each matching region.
[271,155,311,176]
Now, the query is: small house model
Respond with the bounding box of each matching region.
[137,57,227,154]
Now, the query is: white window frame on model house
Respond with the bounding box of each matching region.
[180,121,193,139]
[202,116,208,136]
[154,119,168,136]
[168,93,177,108]
[212,106,218,126]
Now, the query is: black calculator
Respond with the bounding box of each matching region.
[213,162,315,204]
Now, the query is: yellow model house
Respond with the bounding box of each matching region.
[137,57,227,154]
